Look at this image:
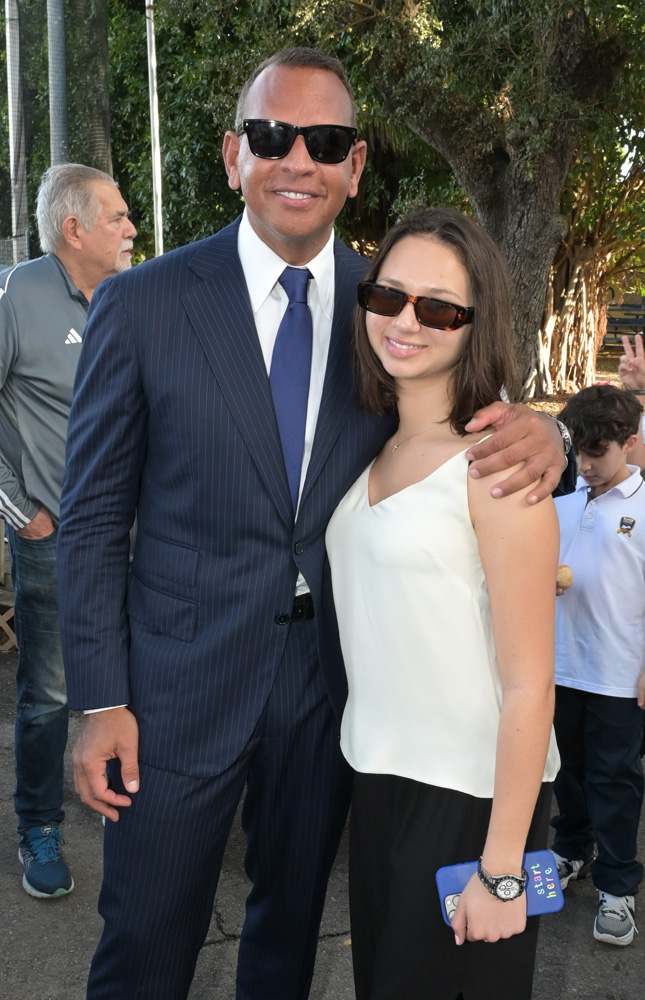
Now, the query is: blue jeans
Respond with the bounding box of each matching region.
[552,684,645,897]
[7,525,68,831]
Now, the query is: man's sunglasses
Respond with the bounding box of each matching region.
[237,119,358,164]
[357,281,475,331]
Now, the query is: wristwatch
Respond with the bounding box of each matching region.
[551,416,572,456]
[477,858,527,901]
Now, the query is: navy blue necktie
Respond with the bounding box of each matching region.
[270,266,313,512]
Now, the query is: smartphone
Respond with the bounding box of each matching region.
[435,849,564,927]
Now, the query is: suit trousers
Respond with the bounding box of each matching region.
[87,618,351,1000]
[551,684,645,896]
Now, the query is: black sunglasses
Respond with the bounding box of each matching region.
[357,281,475,331]
[237,119,358,164]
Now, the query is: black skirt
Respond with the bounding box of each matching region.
[349,773,552,1000]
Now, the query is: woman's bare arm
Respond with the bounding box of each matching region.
[451,464,558,945]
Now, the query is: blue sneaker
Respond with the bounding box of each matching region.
[18,825,74,898]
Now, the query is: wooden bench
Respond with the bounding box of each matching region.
[603,303,645,345]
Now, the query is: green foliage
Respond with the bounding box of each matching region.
[107,0,156,257]
[2,0,644,298]
[0,0,463,254]
[108,0,292,255]
[105,0,461,253]
[2,0,118,252]
[0,0,50,250]
[558,131,645,297]
[293,0,642,183]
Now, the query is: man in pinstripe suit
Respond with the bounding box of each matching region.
[57,48,566,1000]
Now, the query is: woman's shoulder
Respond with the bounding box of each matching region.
[466,429,556,521]
[462,427,494,453]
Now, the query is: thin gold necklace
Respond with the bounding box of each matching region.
[390,428,433,453]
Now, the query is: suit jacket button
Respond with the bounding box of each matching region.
[294,541,305,555]
[275,613,290,626]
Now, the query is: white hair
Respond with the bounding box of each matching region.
[36,163,117,253]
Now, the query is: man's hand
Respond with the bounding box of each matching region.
[619,334,645,390]
[17,506,55,539]
[465,401,566,504]
[72,707,140,822]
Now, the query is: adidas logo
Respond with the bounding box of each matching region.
[65,328,82,345]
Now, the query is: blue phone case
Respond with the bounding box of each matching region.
[435,849,564,927]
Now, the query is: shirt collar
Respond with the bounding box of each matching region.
[575,465,644,498]
[50,253,90,308]
[238,210,335,319]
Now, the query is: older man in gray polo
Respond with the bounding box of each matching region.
[0,163,136,898]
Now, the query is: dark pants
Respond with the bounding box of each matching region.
[349,773,552,1000]
[87,618,352,1000]
[551,684,645,897]
[7,525,68,831]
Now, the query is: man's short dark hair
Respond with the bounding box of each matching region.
[559,384,643,455]
[235,47,357,128]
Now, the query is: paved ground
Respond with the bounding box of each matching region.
[1,647,644,999]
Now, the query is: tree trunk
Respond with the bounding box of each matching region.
[533,254,606,396]
[360,2,628,397]
[411,121,570,392]
[469,170,568,393]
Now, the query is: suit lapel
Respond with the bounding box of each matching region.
[300,242,366,507]
[180,221,293,526]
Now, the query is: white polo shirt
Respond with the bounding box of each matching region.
[554,467,645,697]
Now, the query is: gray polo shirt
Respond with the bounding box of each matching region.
[0,253,89,527]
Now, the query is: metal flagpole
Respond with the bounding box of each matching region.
[145,0,163,256]
[47,0,69,165]
[5,0,29,263]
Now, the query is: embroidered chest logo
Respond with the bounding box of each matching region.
[617,516,636,537]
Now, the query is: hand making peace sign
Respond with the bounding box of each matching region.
[619,333,645,390]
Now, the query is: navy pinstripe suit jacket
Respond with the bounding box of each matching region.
[57,218,394,777]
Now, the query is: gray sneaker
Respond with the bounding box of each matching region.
[551,850,594,890]
[594,892,638,946]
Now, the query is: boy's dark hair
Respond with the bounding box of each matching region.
[558,384,643,455]
[353,207,519,434]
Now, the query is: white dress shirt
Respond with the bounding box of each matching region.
[238,212,336,597]
[237,210,335,514]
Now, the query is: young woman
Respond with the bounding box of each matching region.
[326,208,560,1000]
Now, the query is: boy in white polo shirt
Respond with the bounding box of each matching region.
[551,384,645,947]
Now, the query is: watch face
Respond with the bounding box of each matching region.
[495,877,521,900]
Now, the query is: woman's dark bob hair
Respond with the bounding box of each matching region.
[353,207,519,434]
